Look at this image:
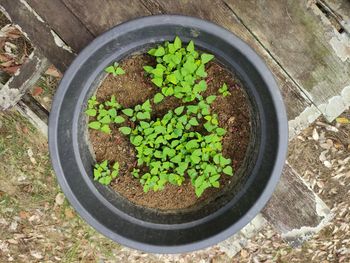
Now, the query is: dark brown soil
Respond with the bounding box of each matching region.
[89,53,251,210]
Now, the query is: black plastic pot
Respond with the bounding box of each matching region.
[49,15,288,253]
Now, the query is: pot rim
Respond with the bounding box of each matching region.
[49,15,288,253]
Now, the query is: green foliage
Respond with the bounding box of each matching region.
[144,37,215,103]
[86,36,235,198]
[104,62,125,76]
[218,83,231,97]
[93,160,119,185]
[154,93,164,104]
[85,95,126,134]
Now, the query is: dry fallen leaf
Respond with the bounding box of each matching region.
[32,86,43,96]
[27,148,37,165]
[312,128,319,141]
[240,249,249,258]
[19,211,28,219]
[336,117,350,124]
[64,208,75,219]
[55,193,65,206]
[2,65,20,75]
[45,65,62,78]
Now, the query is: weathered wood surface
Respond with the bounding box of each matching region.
[224,0,350,121]
[26,0,94,52]
[262,163,331,247]
[15,96,48,137]
[0,49,49,109]
[323,0,350,21]
[0,0,74,72]
[61,0,151,36]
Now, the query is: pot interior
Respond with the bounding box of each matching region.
[51,16,286,252]
[80,46,260,224]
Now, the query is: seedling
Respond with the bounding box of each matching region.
[219,83,231,97]
[86,95,126,134]
[86,36,235,196]
[144,36,214,103]
[93,160,119,185]
[105,62,125,76]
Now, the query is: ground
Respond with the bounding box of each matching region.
[1,9,350,263]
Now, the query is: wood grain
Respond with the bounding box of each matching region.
[323,0,350,20]
[0,0,75,72]
[61,0,151,36]
[26,0,94,52]
[224,0,350,108]
[0,49,49,109]
[262,163,331,246]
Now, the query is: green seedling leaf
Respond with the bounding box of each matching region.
[212,181,220,188]
[170,154,182,163]
[206,95,217,104]
[132,135,143,146]
[223,166,233,176]
[168,43,175,54]
[162,87,174,96]
[195,64,207,77]
[136,112,150,120]
[186,40,195,52]
[152,68,164,77]
[139,121,150,129]
[220,156,231,167]
[152,77,163,87]
[194,176,204,188]
[115,67,125,75]
[166,74,178,84]
[108,108,117,118]
[113,162,119,171]
[85,109,97,117]
[148,48,157,56]
[100,125,111,134]
[119,126,131,135]
[189,117,199,126]
[154,46,165,56]
[174,106,185,115]
[204,122,215,132]
[142,99,152,111]
[143,66,154,73]
[100,115,111,124]
[114,116,125,124]
[88,121,101,130]
[191,154,201,164]
[174,36,182,50]
[122,108,134,117]
[216,128,226,136]
[154,93,164,104]
[104,65,115,74]
[201,53,214,64]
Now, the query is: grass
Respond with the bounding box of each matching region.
[0,110,120,262]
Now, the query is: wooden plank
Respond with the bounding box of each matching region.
[320,0,350,33]
[15,95,48,138]
[224,0,350,120]
[26,0,94,52]
[0,0,75,72]
[262,163,331,247]
[322,0,350,21]
[61,0,151,36]
[140,0,313,120]
[0,49,49,109]
[20,93,49,125]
